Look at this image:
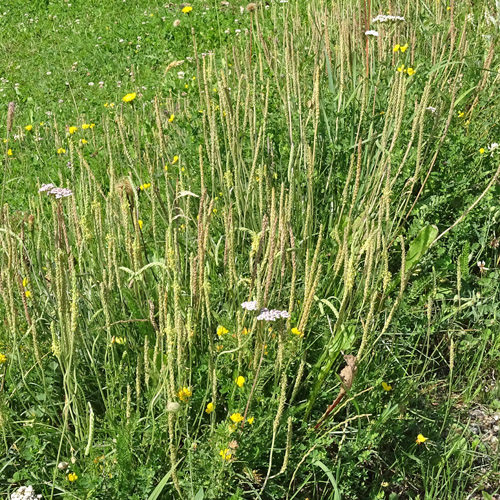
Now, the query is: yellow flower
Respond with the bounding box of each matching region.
[242,327,249,335]
[247,416,254,425]
[400,43,409,53]
[22,277,28,288]
[381,482,389,487]
[80,139,88,145]
[397,64,405,73]
[164,165,168,171]
[178,386,192,402]
[458,111,464,118]
[230,412,244,423]
[104,102,109,107]
[480,148,485,155]
[25,290,31,298]
[138,219,143,230]
[57,148,66,154]
[172,155,179,164]
[111,336,126,345]
[182,5,193,13]
[169,114,175,122]
[393,44,400,52]
[90,123,95,128]
[68,126,78,134]
[416,433,428,444]
[25,125,33,131]
[82,123,90,129]
[407,67,415,76]
[67,472,78,482]
[291,327,303,338]
[0,353,7,364]
[219,448,232,461]
[7,149,13,156]
[206,402,214,414]
[236,376,245,388]
[217,325,228,337]
[381,381,392,391]
[39,122,44,126]
[122,92,137,103]
[212,208,217,214]
[139,183,151,191]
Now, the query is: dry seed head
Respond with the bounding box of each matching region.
[246,3,257,12]
[7,102,15,132]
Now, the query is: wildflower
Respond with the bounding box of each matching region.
[241,300,258,311]
[178,386,192,402]
[39,185,73,199]
[80,139,88,145]
[0,353,6,364]
[182,5,193,14]
[57,148,66,154]
[291,327,303,337]
[212,207,217,214]
[382,381,392,391]
[67,472,78,482]
[139,182,151,191]
[172,155,179,164]
[371,14,405,23]
[173,19,181,27]
[138,219,143,230]
[111,336,126,345]
[381,482,389,487]
[230,412,244,423]
[241,327,249,335]
[407,67,415,76]
[122,92,136,102]
[365,30,379,36]
[25,290,31,298]
[169,114,175,122]
[256,308,290,321]
[90,123,95,128]
[206,402,214,414]
[247,416,254,425]
[7,149,12,156]
[400,43,409,53]
[397,64,405,73]
[220,448,232,461]
[477,261,488,273]
[25,124,33,131]
[10,486,42,500]
[426,106,436,113]
[458,111,465,118]
[82,123,90,129]
[488,143,499,152]
[68,126,78,134]
[480,148,485,154]
[393,44,400,52]
[236,376,245,388]
[23,277,28,287]
[57,461,69,470]
[217,325,229,337]
[416,433,428,444]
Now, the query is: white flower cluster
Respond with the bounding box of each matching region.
[365,30,379,37]
[371,14,405,23]
[426,106,437,113]
[11,486,42,500]
[38,184,73,199]
[488,143,499,152]
[256,308,290,321]
[241,300,258,311]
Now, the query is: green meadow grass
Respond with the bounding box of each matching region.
[1,1,500,499]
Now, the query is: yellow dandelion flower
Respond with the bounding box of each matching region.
[217,325,229,337]
[68,126,78,134]
[381,381,392,391]
[7,149,13,156]
[416,433,428,444]
[219,448,231,461]
[480,148,485,155]
[0,353,7,364]
[236,376,245,388]
[25,125,33,131]
[206,402,214,414]
[400,43,409,53]
[291,327,303,338]
[182,6,193,14]
[230,412,244,423]
[122,92,136,103]
[177,386,192,402]
[169,114,175,123]
[67,472,78,482]
[57,148,66,154]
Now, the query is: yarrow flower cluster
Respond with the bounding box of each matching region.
[371,14,405,23]
[256,308,290,321]
[365,30,379,37]
[241,300,258,311]
[11,486,42,500]
[38,184,73,199]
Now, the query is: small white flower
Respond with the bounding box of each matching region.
[88,82,94,86]
[426,106,436,113]
[488,143,499,152]
[177,71,185,79]
[371,14,405,23]
[365,30,379,37]
[241,301,258,311]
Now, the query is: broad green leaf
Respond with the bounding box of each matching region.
[406,225,438,271]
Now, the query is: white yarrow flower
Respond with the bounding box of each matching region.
[365,30,379,37]
[241,301,258,311]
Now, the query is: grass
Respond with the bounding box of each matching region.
[1,0,500,499]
